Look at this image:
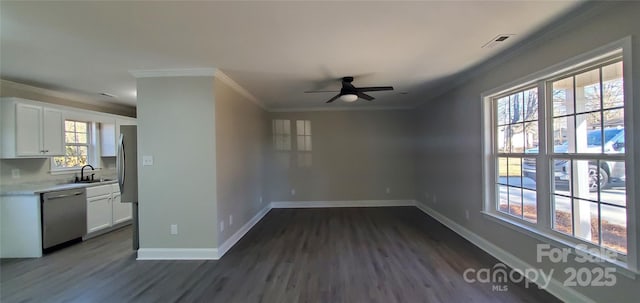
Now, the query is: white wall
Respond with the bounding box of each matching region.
[415,2,640,302]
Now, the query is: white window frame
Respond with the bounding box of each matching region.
[481,37,638,277]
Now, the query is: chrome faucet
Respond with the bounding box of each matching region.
[80,164,95,181]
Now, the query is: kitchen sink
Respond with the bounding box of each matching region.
[75,178,112,184]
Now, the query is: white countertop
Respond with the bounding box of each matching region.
[0,180,118,196]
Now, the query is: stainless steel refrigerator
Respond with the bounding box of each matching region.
[117,125,139,250]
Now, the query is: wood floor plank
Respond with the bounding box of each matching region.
[1,207,561,303]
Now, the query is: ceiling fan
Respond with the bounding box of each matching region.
[305,76,394,103]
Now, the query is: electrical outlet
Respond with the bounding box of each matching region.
[386,187,391,194]
[11,169,20,179]
[220,221,225,232]
[142,155,153,166]
[465,210,470,220]
[291,189,296,196]
[170,224,178,235]
[229,215,233,226]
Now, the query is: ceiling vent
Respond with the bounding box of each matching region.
[99,92,117,98]
[482,34,515,49]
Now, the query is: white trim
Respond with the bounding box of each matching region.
[213,70,266,110]
[217,205,271,258]
[415,202,596,303]
[270,200,415,208]
[136,248,218,260]
[129,68,217,78]
[269,105,414,113]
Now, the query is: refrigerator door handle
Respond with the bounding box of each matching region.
[117,133,126,192]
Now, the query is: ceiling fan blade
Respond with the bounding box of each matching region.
[304,90,340,93]
[356,86,394,92]
[357,92,375,101]
[326,94,342,103]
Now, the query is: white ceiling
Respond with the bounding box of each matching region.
[0,1,583,110]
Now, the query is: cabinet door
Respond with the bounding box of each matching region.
[100,122,116,157]
[87,194,112,233]
[111,192,132,224]
[42,108,64,156]
[15,103,42,156]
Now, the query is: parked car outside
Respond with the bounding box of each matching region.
[522,127,625,191]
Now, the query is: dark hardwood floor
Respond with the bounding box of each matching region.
[1,207,560,303]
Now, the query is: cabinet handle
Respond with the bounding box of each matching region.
[44,150,49,153]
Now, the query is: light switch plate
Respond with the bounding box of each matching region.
[143,155,153,166]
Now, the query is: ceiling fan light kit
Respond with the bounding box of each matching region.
[339,94,358,102]
[305,76,394,103]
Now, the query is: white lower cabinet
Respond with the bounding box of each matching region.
[86,184,132,235]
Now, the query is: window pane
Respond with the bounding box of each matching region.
[283,120,290,135]
[522,158,536,190]
[599,160,625,207]
[573,199,598,244]
[523,189,537,223]
[573,160,598,201]
[65,120,75,132]
[575,68,601,113]
[78,146,88,156]
[552,77,574,116]
[297,135,305,151]
[65,132,76,144]
[496,97,509,125]
[508,124,524,153]
[602,62,624,109]
[603,109,624,154]
[509,92,524,124]
[553,159,571,196]
[507,157,521,186]
[498,185,508,214]
[575,113,601,153]
[508,187,522,217]
[496,126,509,153]
[600,204,627,254]
[77,133,88,144]
[66,146,77,156]
[523,121,538,152]
[305,121,311,135]
[553,195,573,235]
[553,116,574,152]
[497,157,508,184]
[523,88,538,121]
[76,122,87,133]
[297,120,305,135]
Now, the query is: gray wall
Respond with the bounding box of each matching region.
[136,76,218,249]
[415,3,640,302]
[268,110,417,202]
[214,77,269,245]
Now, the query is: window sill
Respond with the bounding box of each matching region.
[481,210,638,279]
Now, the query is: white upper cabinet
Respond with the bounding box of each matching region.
[100,118,136,157]
[1,98,64,158]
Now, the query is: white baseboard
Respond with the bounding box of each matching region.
[137,248,219,260]
[217,205,272,258]
[415,202,595,303]
[270,200,415,208]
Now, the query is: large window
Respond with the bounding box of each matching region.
[52,120,91,170]
[484,43,634,269]
[296,120,312,167]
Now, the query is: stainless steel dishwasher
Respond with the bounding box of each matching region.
[42,188,87,250]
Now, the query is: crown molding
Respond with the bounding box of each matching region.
[213,70,267,110]
[129,68,217,78]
